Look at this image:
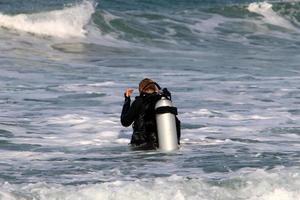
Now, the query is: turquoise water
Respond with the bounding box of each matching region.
[0,0,300,199]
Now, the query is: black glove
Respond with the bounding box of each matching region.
[124,92,131,102]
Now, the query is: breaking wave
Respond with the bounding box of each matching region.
[0,168,300,200]
[248,2,298,31]
[0,1,95,38]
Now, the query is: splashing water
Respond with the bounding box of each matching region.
[0,0,95,38]
[248,2,298,31]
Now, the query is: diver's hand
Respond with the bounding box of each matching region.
[125,88,134,97]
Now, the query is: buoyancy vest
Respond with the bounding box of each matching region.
[130,93,161,147]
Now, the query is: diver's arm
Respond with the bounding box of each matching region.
[120,95,142,127]
[121,94,131,126]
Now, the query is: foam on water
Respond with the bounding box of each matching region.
[247,2,298,31]
[0,1,95,38]
[57,81,116,93]
[0,168,299,200]
[45,113,127,146]
[189,14,227,34]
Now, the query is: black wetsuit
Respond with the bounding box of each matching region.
[121,92,181,149]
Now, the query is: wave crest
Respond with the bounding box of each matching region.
[0,0,95,38]
[1,168,300,200]
[247,2,298,31]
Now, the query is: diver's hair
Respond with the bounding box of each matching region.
[139,78,158,94]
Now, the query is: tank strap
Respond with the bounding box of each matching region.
[155,106,178,115]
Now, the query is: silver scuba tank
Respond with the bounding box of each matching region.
[155,97,179,151]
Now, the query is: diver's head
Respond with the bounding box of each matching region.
[139,78,159,94]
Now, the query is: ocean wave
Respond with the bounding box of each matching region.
[0,0,95,38]
[1,0,300,47]
[0,168,299,200]
[89,0,300,50]
[248,2,298,31]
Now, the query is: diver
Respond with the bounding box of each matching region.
[121,78,181,150]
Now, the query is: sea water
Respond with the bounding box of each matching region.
[0,0,300,199]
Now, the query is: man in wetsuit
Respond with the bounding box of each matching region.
[121,78,180,150]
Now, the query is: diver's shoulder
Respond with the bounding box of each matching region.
[133,96,144,105]
[134,96,142,101]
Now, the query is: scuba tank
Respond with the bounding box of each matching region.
[140,82,179,151]
[155,95,179,151]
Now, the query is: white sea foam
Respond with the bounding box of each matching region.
[57,81,116,93]
[181,109,223,119]
[45,113,129,146]
[0,1,95,38]
[228,114,274,120]
[101,10,120,22]
[191,15,226,34]
[0,151,37,160]
[182,109,274,121]
[247,2,298,31]
[0,168,299,200]
[0,151,67,162]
